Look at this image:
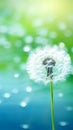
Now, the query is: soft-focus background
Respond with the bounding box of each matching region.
[0,0,73,130]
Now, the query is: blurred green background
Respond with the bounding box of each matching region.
[0,0,73,70]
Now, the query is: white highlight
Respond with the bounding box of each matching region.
[25,86,32,93]
[59,121,68,126]
[58,93,63,97]
[23,46,31,52]
[59,42,65,48]
[21,124,29,129]
[20,101,27,107]
[14,73,19,78]
[3,93,11,98]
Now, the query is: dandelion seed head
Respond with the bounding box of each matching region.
[42,57,56,78]
[26,45,71,84]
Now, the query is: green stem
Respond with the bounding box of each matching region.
[50,80,55,130]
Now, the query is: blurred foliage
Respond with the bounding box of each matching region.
[0,0,73,70]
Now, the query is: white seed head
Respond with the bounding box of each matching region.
[26,45,71,84]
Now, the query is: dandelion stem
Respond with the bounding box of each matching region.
[50,79,55,130]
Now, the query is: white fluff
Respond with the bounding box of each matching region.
[26,45,71,84]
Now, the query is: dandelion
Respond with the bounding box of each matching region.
[26,45,71,130]
[27,45,71,84]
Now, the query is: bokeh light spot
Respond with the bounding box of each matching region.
[59,121,68,126]
[20,101,27,108]
[23,45,31,52]
[14,73,19,78]
[21,124,29,129]
[25,86,32,93]
[58,93,63,97]
[3,93,11,98]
